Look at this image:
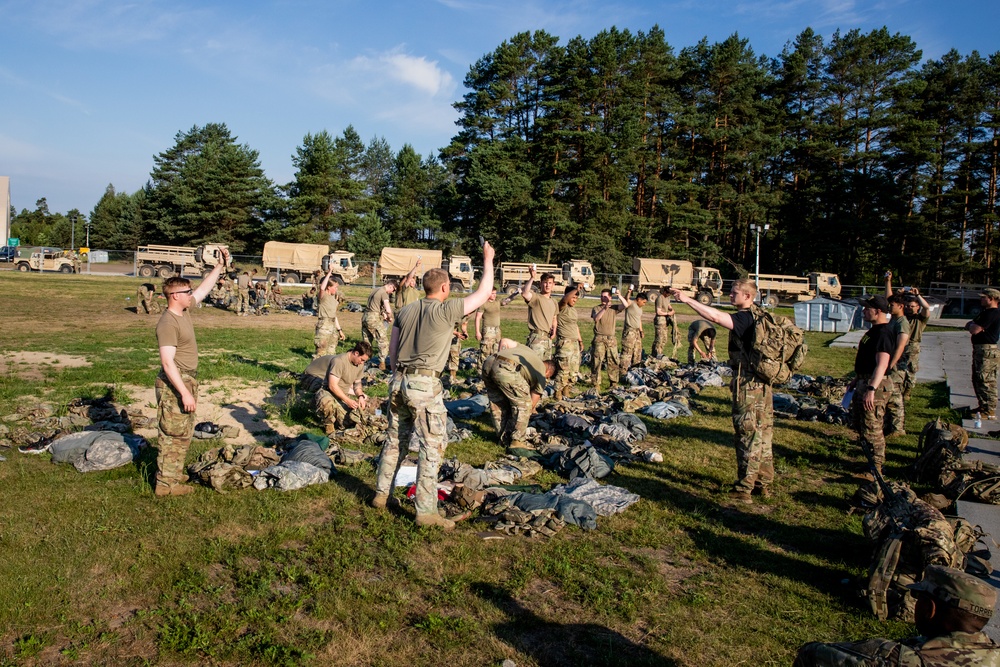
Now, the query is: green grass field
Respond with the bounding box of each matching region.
[0,272,955,666]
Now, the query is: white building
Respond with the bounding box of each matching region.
[0,177,9,245]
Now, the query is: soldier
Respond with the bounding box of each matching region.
[883,275,912,437]
[475,287,503,371]
[235,270,251,316]
[671,278,774,504]
[590,288,627,392]
[313,267,346,358]
[687,319,717,364]
[967,288,1000,421]
[153,247,231,496]
[371,240,496,530]
[300,354,337,394]
[849,294,895,474]
[314,342,372,435]
[903,289,931,401]
[446,316,470,384]
[362,280,397,369]
[553,284,584,400]
[652,288,680,358]
[302,287,316,312]
[483,339,557,450]
[395,259,423,310]
[137,282,162,315]
[269,278,284,309]
[620,289,647,372]
[520,267,557,360]
[794,565,1000,666]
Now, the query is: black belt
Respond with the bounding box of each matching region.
[399,367,441,378]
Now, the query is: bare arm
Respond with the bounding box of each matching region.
[193,248,229,304]
[888,333,910,369]
[520,266,536,303]
[327,374,360,410]
[670,288,735,330]
[158,345,195,412]
[462,242,496,316]
[319,265,334,292]
[475,310,484,340]
[693,337,707,360]
[403,258,422,284]
[884,270,892,298]
[864,352,891,410]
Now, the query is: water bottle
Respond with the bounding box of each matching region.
[975,412,982,429]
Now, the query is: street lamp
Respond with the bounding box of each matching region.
[71,214,77,252]
[750,223,770,290]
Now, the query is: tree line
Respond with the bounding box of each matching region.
[10,26,1000,284]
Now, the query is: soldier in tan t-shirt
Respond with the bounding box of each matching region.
[314,266,345,357]
[154,247,231,497]
[363,281,397,368]
[590,287,627,391]
[475,287,503,371]
[314,342,373,434]
[620,291,647,371]
[519,266,557,360]
[482,341,556,449]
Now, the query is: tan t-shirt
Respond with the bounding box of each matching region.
[317,291,340,319]
[304,355,337,380]
[624,302,644,333]
[592,303,624,337]
[393,298,465,371]
[497,344,547,394]
[367,286,391,317]
[655,293,671,316]
[156,310,198,373]
[396,285,421,309]
[480,299,501,328]
[907,311,930,345]
[527,294,557,333]
[327,353,364,395]
[556,304,580,341]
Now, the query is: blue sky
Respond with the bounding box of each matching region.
[1,0,998,218]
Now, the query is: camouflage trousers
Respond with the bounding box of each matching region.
[314,389,357,435]
[314,316,340,358]
[362,314,389,361]
[590,334,620,388]
[973,344,1000,416]
[526,331,554,361]
[236,288,250,314]
[852,375,894,470]
[554,338,581,391]
[884,364,908,434]
[620,328,643,371]
[300,374,325,394]
[155,371,198,489]
[447,338,461,376]
[731,375,775,493]
[652,315,679,357]
[374,374,449,516]
[484,357,533,448]
[139,295,161,315]
[902,342,920,401]
[478,326,501,370]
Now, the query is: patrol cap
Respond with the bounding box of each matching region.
[907,565,997,619]
[980,288,1000,300]
[861,294,889,313]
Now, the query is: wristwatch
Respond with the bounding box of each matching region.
[866,386,876,392]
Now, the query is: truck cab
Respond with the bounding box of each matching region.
[563,259,594,291]
[321,250,358,285]
[17,249,80,274]
[808,272,841,298]
[446,255,475,291]
[693,267,723,302]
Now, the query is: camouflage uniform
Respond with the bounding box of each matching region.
[155,371,197,488]
[446,317,469,379]
[314,389,357,435]
[483,345,547,448]
[554,339,581,395]
[973,345,1000,417]
[590,335,620,389]
[619,329,642,371]
[526,331,553,361]
[903,310,929,401]
[137,284,161,315]
[313,290,342,358]
[236,274,251,315]
[884,314,912,434]
[853,374,894,470]
[362,286,392,362]
[479,326,502,370]
[729,309,775,495]
[651,293,679,357]
[526,294,557,361]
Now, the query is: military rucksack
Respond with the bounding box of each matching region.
[910,418,968,484]
[740,305,808,385]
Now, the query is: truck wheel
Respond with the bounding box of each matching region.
[696,291,713,305]
[138,264,155,278]
[283,272,300,284]
[16,262,30,272]
[266,271,279,282]
[765,295,779,308]
[59,265,73,274]
[450,280,464,293]
[157,265,174,279]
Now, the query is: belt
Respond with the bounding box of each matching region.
[594,334,615,341]
[398,367,441,378]
[974,344,998,348]
[160,369,198,379]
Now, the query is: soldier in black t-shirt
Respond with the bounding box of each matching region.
[967,288,1000,420]
[851,295,895,472]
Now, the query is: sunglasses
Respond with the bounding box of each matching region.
[170,289,194,296]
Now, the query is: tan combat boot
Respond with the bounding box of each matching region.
[416,512,455,531]
[553,388,563,401]
[371,492,389,509]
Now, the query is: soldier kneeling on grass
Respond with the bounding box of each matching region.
[314,342,373,435]
[794,565,1000,666]
[482,338,557,452]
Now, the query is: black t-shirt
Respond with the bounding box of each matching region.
[972,307,1000,345]
[855,323,895,376]
[728,310,755,359]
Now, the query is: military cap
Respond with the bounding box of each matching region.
[908,565,997,619]
[861,294,889,312]
[980,288,1000,300]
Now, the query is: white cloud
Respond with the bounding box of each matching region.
[382,53,455,96]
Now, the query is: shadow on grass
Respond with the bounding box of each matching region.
[472,582,674,667]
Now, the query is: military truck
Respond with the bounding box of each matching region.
[378,247,476,292]
[261,241,358,285]
[632,258,723,305]
[135,244,229,279]
[499,259,594,292]
[16,249,81,274]
[751,272,842,306]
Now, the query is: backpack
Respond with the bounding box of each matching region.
[740,305,808,385]
[910,418,968,483]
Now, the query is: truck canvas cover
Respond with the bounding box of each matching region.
[379,248,442,277]
[633,258,694,287]
[263,242,328,269]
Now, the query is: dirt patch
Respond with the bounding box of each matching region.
[0,351,92,381]
[123,380,303,447]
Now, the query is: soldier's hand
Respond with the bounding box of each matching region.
[181,391,197,413]
[863,389,875,411]
[475,331,482,341]
[338,331,346,341]
[482,241,495,265]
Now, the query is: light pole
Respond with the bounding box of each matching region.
[750,222,770,290]
[71,214,77,252]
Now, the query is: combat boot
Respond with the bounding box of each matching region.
[371,492,389,509]
[553,388,564,401]
[415,512,455,531]
[155,482,194,497]
[727,488,752,504]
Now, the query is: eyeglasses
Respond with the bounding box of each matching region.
[169,289,194,296]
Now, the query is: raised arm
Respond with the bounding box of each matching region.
[520,265,537,303]
[193,248,229,304]
[463,242,496,316]
[670,288,735,331]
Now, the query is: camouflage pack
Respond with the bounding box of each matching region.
[741,305,808,385]
[911,418,968,484]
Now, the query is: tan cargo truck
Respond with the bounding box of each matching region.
[499,260,594,292]
[378,247,476,291]
[262,242,358,285]
[751,272,842,306]
[135,243,229,279]
[16,248,81,274]
[632,258,723,304]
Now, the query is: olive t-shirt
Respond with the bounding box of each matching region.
[855,323,896,377]
[907,311,930,346]
[689,319,716,341]
[393,298,465,371]
[237,274,250,289]
[972,307,1000,345]
[655,293,671,315]
[396,285,421,309]
[556,304,580,341]
[592,303,624,337]
[317,291,340,319]
[327,352,364,395]
[304,354,337,380]
[889,314,911,342]
[623,302,644,333]
[527,294,557,333]
[367,287,390,317]
[497,344,547,394]
[480,299,501,328]
[156,310,198,373]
